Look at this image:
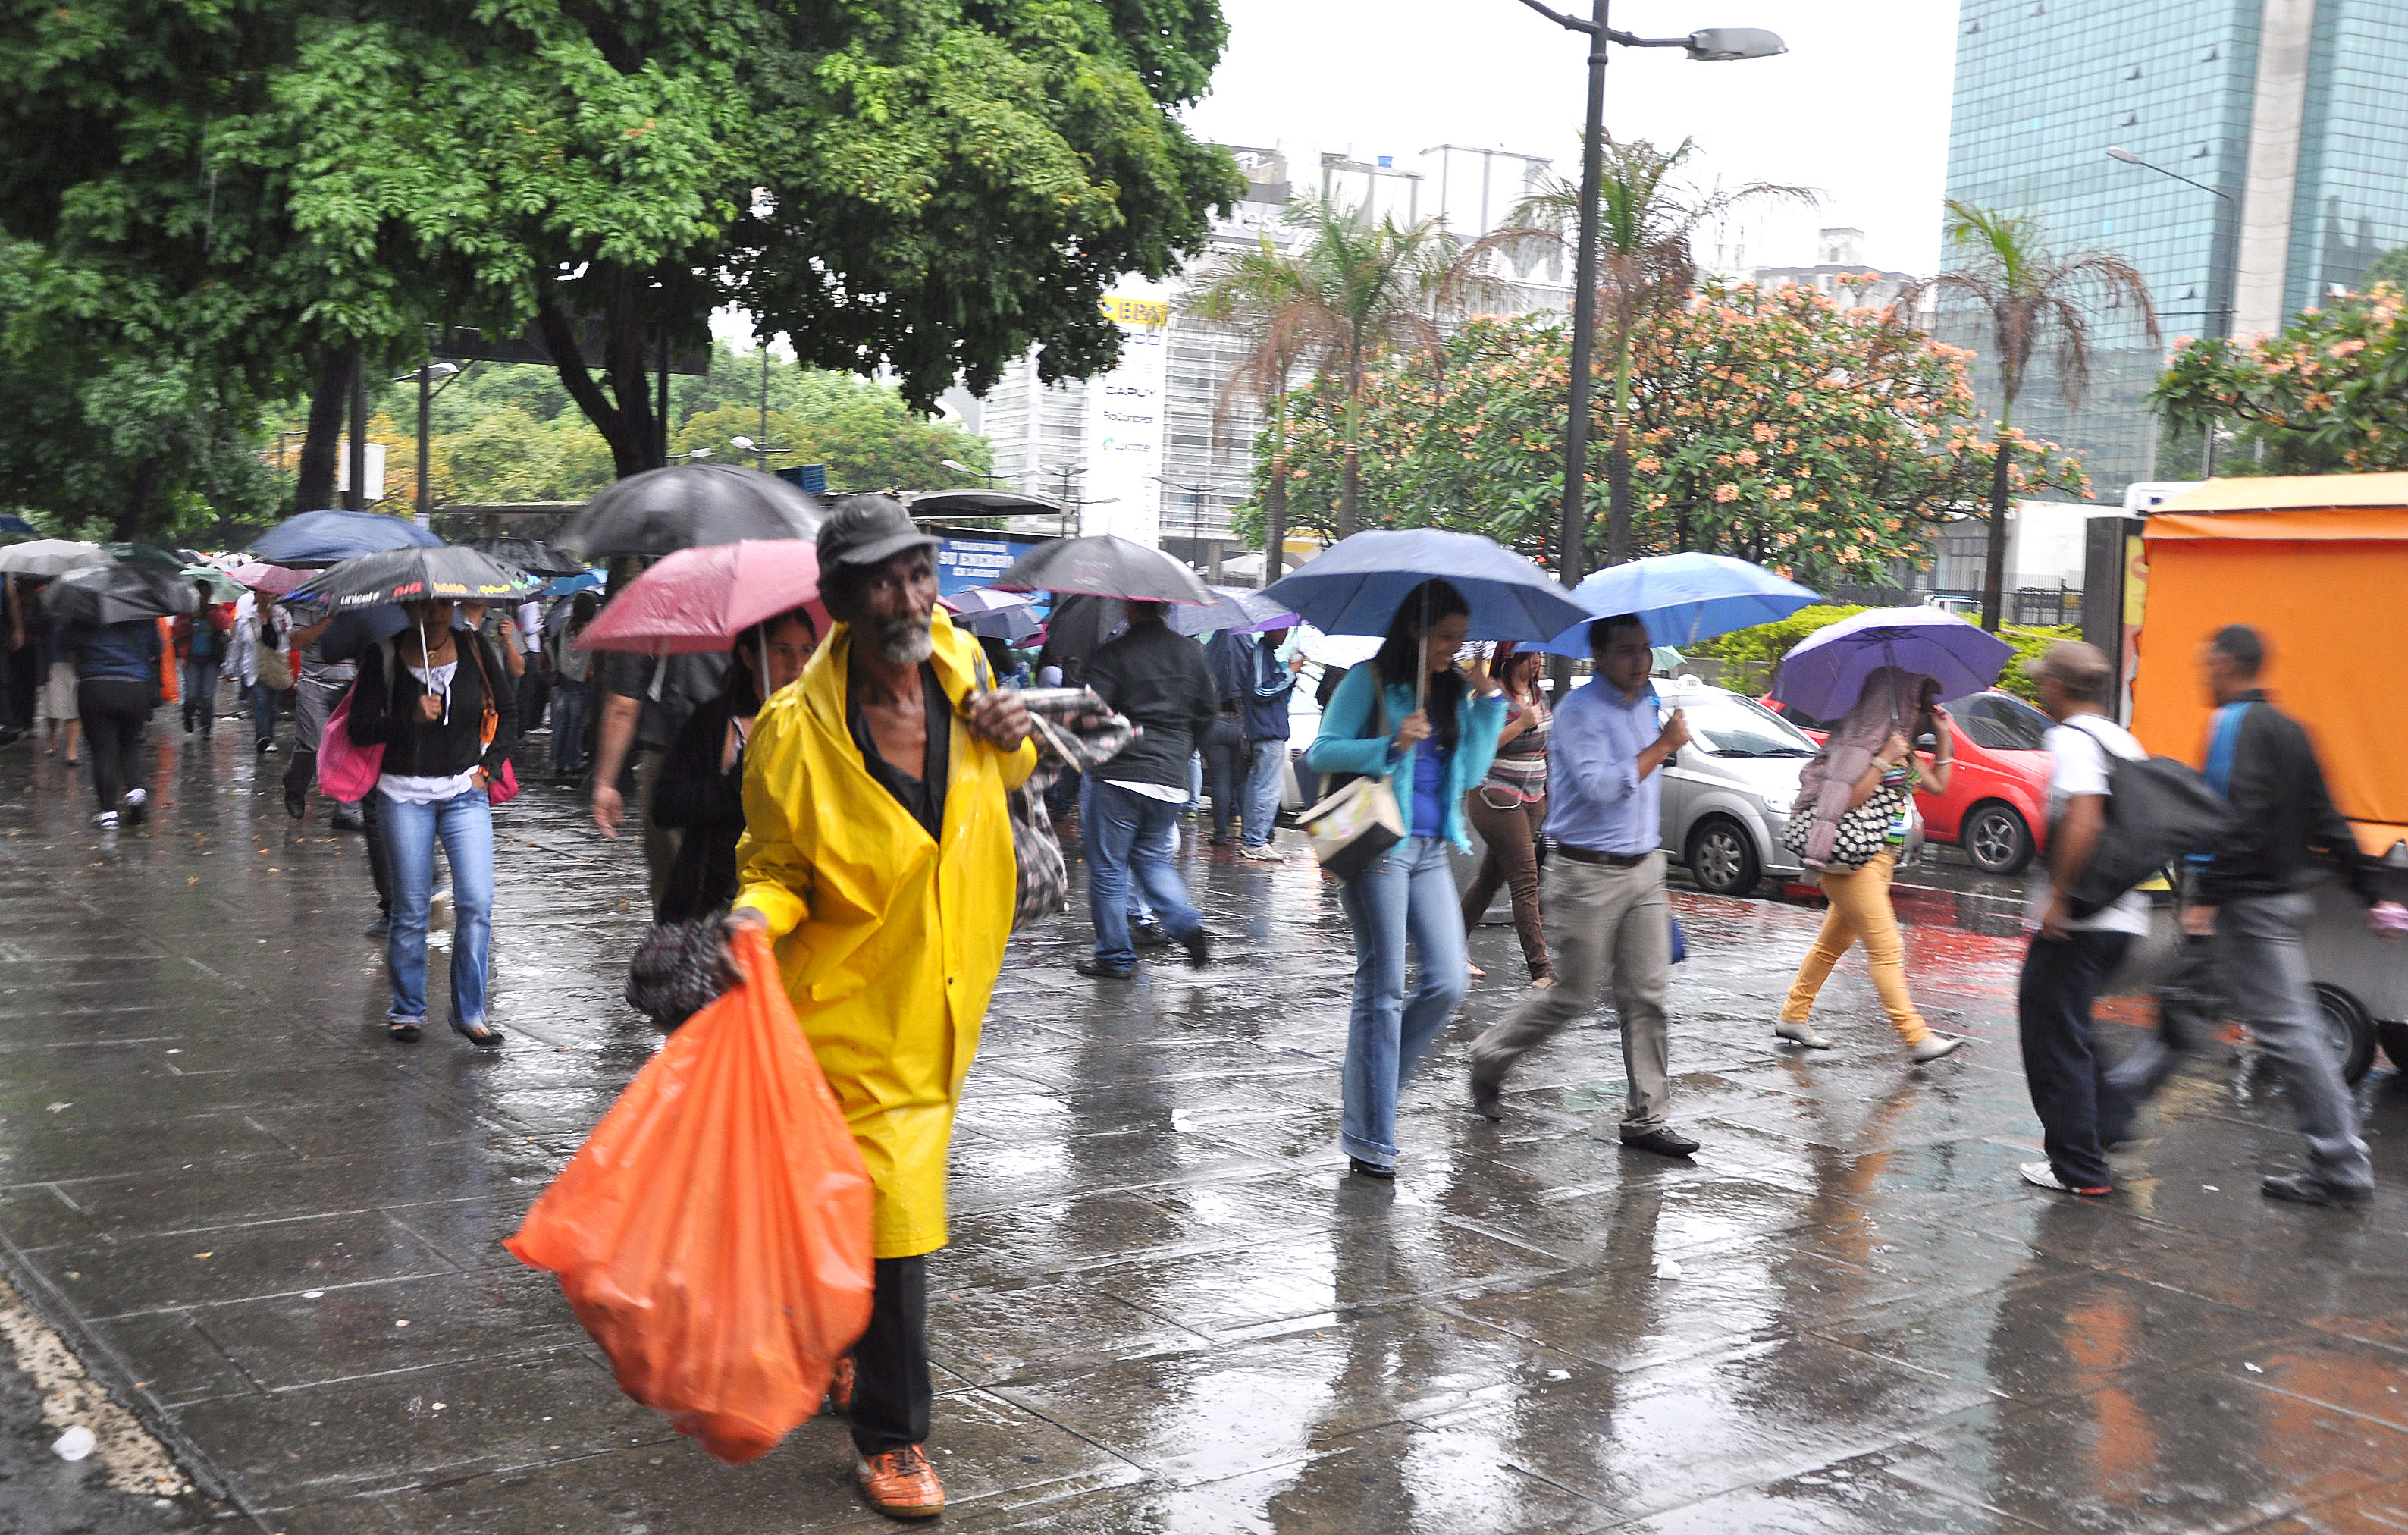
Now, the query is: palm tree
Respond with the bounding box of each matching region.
[1184,235,1313,582]
[1481,138,1814,569]
[1903,202,2158,631]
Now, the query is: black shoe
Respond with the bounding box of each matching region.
[1469,1068,1504,1122]
[1130,921,1171,950]
[365,915,390,938]
[1347,1157,1395,1181]
[1619,1127,1700,1159]
[284,789,305,819]
[1181,928,1212,969]
[330,808,363,832]
[1075,957,1134,980]
[2261,1173,2372,1208]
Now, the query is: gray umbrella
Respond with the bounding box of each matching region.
[553,466,823,561]
[42,563,200,625]
[466,536,588,578]
[0,539,108,577]
[991,535,1213,604]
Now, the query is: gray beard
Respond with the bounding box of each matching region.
[870,617,934,665]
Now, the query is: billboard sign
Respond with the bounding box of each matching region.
[1083,285,1169,547]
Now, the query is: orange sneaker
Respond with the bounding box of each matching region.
[825,1357,855,1415]
[854,1444,945,1520]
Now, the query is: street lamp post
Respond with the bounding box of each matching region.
[1150,476,1241,578]
[393,361,461,529]
[729,435,794,474]
[2107,146,2237,476]
[1505,5,1786,616]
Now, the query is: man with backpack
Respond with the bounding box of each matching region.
[2016,641,2153,1197]
[2191,624,2393,1208]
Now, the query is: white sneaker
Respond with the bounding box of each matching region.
[94,811,118,829]
[2020,1160,2111,1196]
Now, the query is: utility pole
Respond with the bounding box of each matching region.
[344,347,368,511]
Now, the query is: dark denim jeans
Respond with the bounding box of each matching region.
[1085,780,1202,968]
[2017,930,2134,1190]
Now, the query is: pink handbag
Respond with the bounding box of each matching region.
[316,691,384,802]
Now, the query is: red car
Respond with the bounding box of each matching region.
[1761,689,2054,874]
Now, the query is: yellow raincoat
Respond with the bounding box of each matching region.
[732,612,1035,1258]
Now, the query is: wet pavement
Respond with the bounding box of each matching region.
[1,714,2404,1534]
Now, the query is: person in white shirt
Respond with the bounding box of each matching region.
[2015,641,2149,1197]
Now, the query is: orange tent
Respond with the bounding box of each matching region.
[2132,476,2408,858]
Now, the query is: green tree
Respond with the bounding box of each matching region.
[2154,282,2408,473]
[672,396,989,492]
[1184,233,1317,579]
[1902,203,2156,632]
[1481,139,1814,568]
[2362,246,2408,292]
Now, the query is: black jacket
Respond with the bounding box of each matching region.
[651,692,748,922]
[345,633,519,780]
[2197,691,2378,906]
[1083,619,1217,789]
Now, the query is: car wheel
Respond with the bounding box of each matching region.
[1685,816,1761,897]
[1962,801,2033,875]
[2381,1020,2408,1074]
[2314,983,2377,1085]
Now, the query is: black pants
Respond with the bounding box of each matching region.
[851,1256,930,1456]
[516,665,549,734]
[78,679,151,812]
[1200,713,1249,840]
[2017,930,2135,1190]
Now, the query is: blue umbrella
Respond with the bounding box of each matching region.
[1533,552,1821,655]
[1260,529,1588,642]
[542,570,604,598]
[0,514,36,538]
[1167,585,1303,637]
[1773,607,2013,718]
[249,510,444,568]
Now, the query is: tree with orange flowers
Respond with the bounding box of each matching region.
[2153,282,2408,476]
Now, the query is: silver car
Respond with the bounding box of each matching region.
[1652,680,1920,896]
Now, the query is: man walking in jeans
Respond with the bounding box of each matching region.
[2192,624,2394,1207]
[1469,614,1698,1159]
[2017,642,2150,1197]
[1077,601,1215,979]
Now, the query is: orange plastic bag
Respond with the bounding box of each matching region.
[505,928,874,1464]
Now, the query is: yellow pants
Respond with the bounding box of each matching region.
[1779,850,1929,1045]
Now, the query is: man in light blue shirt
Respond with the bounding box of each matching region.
[1469,613,1701,1157]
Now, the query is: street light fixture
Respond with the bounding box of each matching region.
[729,435,794,472]
[2105,145,2235,473]
[669,447,713,461]
[393,360,464,529]
[1508,0,1786,619]
[941,458,1011,485]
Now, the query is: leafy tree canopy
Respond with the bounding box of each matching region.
[1256,281,2086,588]
[2154,282,2408,473]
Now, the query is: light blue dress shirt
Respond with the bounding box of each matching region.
[1542,677,1663,855]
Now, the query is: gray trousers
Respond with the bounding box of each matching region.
[1470,852,1673,1132]
[2218,890,2372,1189]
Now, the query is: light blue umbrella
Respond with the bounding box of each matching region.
[1260,529,1588,642]
[1166,585,1303,637]
[1773,606,2012,717]
[542,570,603,598]
[1534,552,1820,655]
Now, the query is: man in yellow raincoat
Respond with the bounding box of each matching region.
[730,495,1033,1521]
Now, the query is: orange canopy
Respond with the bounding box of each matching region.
[2131,479,2408,856]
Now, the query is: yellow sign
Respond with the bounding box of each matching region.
[1102,295,1170,328]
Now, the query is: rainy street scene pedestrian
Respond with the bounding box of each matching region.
[7,2,2408,1533]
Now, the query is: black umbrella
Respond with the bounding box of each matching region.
[290,546,535,611]
[991,535,1214,604]
[552,466,823,561]
[1034,594,1127,683]
[467,536,588,579]
[42,563,200,625]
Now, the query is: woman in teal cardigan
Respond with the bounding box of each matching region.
[1305,579,1507,1179]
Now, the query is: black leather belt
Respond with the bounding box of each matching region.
[1557,846,1651,868]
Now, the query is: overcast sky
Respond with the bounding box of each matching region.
[1181,0,1961,275]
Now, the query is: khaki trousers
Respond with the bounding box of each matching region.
[1469,852,1673,1132]
[1779,850,1928,1045]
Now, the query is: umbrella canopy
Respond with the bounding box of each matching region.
[290,546,534,611]
[1262,529,1588,642]
[0,539,106,577]
[1167,584,1303,637]
[1291,624,1384,669]
[1533,552,1821,655]
[97,541,190,572]
[552,466,823,561]
[541,570,604,598]
[575,539,830,655]
[317,604,414,664]
[1033,593,1127,678]
[228,562,310,595]
[942,587,1039,618]
[42,563,199,624]
[180,564,244,602]
[1773,607,2015,718]
[249,510,446,568]
[0,514,36,539]
[963,605,1043,643]
[991,535,1214,604]
[467,535,588,579]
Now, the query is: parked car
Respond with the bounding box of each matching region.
[1761,687,2054,875]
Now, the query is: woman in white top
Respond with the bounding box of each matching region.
[344,596,518,1046]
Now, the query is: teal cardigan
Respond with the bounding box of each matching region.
[1306,667,1507,853]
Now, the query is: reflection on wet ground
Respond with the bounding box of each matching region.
[0,726,2402,1533]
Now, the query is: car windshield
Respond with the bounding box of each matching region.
[1946,692,2052,751]
[1664,692,1818,758]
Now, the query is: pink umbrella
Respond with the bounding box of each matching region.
[575,539,830,656]
[229,561,309,595]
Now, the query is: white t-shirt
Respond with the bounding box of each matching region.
[2029,713,2150,937]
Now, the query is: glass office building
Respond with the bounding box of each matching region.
[1943,0,2408,499]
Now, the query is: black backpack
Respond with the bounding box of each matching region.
[2058,717,2237,918]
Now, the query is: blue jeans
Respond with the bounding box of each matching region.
[250,676,279,745]
[1086,782,1203,968]
[549,677,591,776]
[1337,836,1469,1168]
[1243,740,1284,848]
[181,655,221,727]
[379,786,495,1030]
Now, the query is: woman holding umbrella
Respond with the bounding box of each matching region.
[1304,579,1508,1179]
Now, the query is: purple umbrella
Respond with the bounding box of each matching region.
[1773,607,2012,719]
